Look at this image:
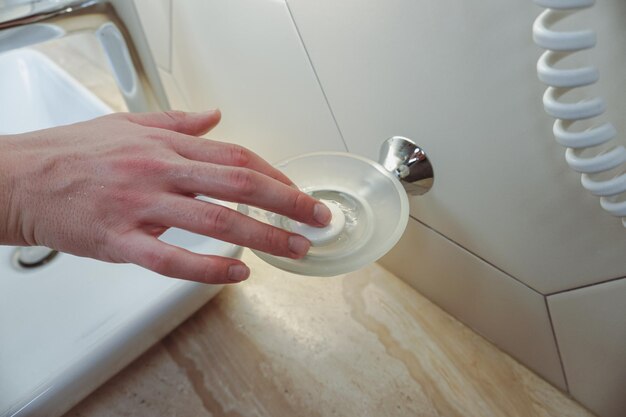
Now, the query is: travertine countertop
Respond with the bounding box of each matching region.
[64,251,594,417]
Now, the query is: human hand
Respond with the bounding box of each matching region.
[0,110,331,284]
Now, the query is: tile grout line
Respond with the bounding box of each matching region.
[409,214,626,299]
[284,0,350,153]
[543,296,571,393]
[407,214,576,394]
[168,0,173,74]
[408,215,544,296]
[545,273,626,297]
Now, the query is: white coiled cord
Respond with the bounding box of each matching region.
[533,0,626,227]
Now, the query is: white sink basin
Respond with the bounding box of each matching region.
[0,48,111,134]
[0,49,240,417]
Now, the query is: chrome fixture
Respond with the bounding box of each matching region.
[379,136,434,195]
[0,0,169,113]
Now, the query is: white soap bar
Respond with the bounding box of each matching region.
[288,200,346,246]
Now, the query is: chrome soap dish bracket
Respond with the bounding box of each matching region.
[379,136,434,196]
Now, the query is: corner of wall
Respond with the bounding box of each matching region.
[379,217,567,391]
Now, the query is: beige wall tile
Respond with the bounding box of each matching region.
[158,68,189,111]
[286,0,626,295]
[548,278,626,417]
[133,0,171,71]
[170,0,346,163]
[380,218,566,390]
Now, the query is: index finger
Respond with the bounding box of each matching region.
[171,163,332,227]
[171,137,295,187]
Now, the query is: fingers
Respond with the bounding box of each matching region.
[172,163,332,227]
[171,139,294,187]
[122,110,294,186]
[124,109,222,136]
[117,231,250,284]
[147,195,312,259]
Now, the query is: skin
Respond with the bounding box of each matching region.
[0,110,331,284]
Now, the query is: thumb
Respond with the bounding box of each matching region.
[125,109,221,136]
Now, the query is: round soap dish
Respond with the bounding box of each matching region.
[238,152,409,277]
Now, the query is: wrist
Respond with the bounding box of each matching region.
[0,135,27,245]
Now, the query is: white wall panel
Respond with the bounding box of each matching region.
[286,0,626,294]
[133,0,171,71]
[549,278,626,417]
[158,68,189,111]
[170,0,346,163]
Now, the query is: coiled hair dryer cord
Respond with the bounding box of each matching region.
[533,0,626,227]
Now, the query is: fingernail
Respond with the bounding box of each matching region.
[288,235,310,257]
[228,264,250,282]
[201,108,220,116]
[313,202,332,226]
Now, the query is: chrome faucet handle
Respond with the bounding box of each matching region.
[379,136,434,196]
